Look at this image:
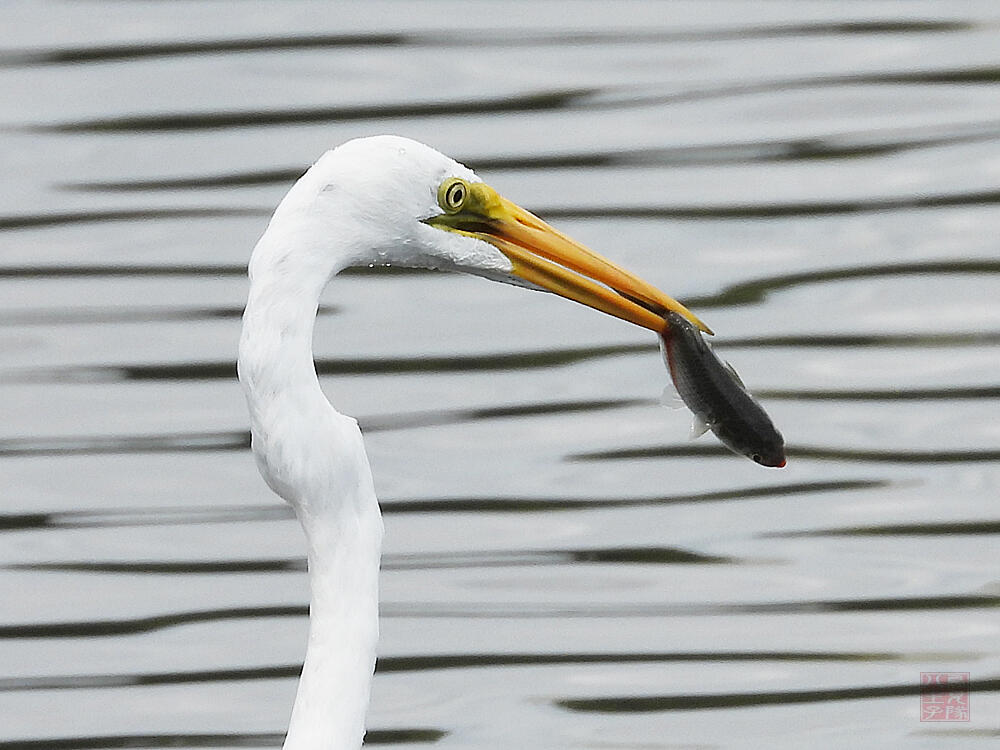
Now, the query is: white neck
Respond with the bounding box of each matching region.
[238,223,383,750]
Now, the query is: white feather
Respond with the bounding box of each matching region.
[238,136,524,750]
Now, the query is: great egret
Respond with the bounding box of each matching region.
[237,135,707,749]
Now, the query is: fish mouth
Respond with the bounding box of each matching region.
[750,447,787,468]
[425,182,711,335]
[756,455,787,469]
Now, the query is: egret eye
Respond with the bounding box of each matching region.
[439,178,469,213]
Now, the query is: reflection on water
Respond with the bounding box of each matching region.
[57,119,1000,191]
[0,18,975,67]
[558,676,1000,712]
[2,1,999,748]
[0,729,445,749]
[0,649,962,694]
[0,207,267,230]
[577,444,1000,463]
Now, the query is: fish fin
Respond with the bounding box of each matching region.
[689,416,711,440]
[657,334,671,369]
[723,360,746,388]
[660,384,685,410]
[658,332,685,409]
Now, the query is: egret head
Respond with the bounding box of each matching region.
[273,135,709,334]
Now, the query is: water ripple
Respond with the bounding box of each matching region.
[61,121,1000,192]
[0,730,444,749]
[0,650,925,692]
[67,168,308,192]
[0,505,291,532]
[539,190,1000,219]
[12,559,307,575]
[0,264,424,279]
[6,546,733,576]
[35,89,595,133]
[1,20,971,66]
[557,677,1000,713]
[0,606,306,639]
[364,397,649,431]
[4,6,998,747]
[1,344,649,384]
[10,330,1000,389]
[758,385,1000,401]
[0,33,405,66]
[0,207,265,230]
[7,434,996,466]
[725,331,1000,348]
[1,305,282,326]
[0,398,648,457]
[383,594,1000,619]
[4,594,995,638]
[6,192,1000,234]
[766,520,1000,537]
[0,431,249,457]
[33,65,1000,133]
[0,480,884,532]
[575,445,1000,463]
[0,264,247,279]
[686,259,1000,309]
[379,479,886,513]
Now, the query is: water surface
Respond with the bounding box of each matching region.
[1,2,999,748]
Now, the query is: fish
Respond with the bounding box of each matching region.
[659,311,786,468]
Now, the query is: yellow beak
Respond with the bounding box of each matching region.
[426,182,711,335]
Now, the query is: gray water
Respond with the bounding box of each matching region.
[1,1,999,748]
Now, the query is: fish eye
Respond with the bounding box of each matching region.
[751,453,763,464]
[439,178,469,213]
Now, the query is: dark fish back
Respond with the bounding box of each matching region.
[662,312,785,467]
